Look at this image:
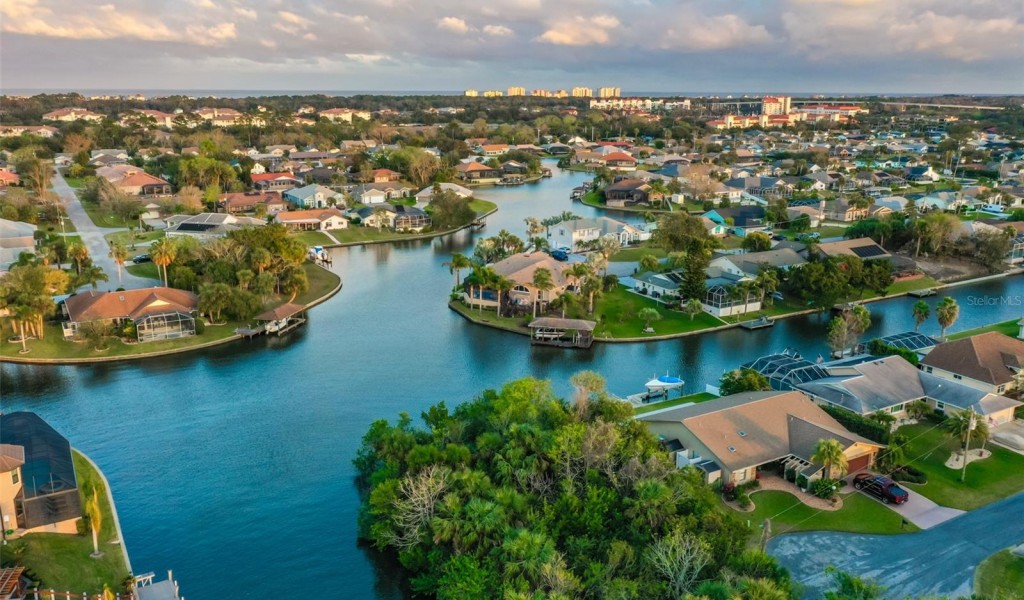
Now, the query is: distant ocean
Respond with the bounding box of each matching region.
[3,88,959,99]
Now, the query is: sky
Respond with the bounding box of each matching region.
[2,0,1023,94]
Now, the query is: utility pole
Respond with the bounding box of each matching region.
[759,518,771,552]
[961,407,976,483]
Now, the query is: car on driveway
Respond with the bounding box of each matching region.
[853,473,909,505]
[772,234,787,241]
[132,254,152,264]
[550,249,569,261]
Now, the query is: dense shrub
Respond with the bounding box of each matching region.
[821,404,890,443]
[796,474,809,490]
[813,478,840,499]
[926,409,949,423]
[866,339,920,366]
[891,466,927,484]
[785,467,797,483]
[727,550,791,584]
[737,492,751,509]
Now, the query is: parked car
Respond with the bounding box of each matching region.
[550,249,569,262]
[853,473,909,505]
[772,234,787,241]
[771,291,784,301]
[556,246,571,253]
[797,232,821,242]
[132,254,152,264]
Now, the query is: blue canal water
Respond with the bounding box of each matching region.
[3,162,1024,598]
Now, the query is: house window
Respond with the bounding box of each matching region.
[889,403,904,414]
[735,469,747,482]
[513,285,530,293]
[12,471,18,485]
[936,402,945,411]
[925,366,933,373]
[953,374,962,380]
[998,385,1006,393]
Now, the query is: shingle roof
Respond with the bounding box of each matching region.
[64,288,198,323]
[922,332,1024,386]
[491,252,570,288]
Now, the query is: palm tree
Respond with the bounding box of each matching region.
[647,179,670,210]
[85,487,103,557]
[151,240,175,286]
[755,267,780,306]
[566,262,592,292]
[108,241,129,283]
[67,242,89,276]
[75,264,109,290]
[492,274,513,317]
[945,410,989,450]
[638,307,661,332]
[935,296,959,339]
[443,253,472,290]
[531,267,554,318]
[811,438,849,480]
[912,300,930,332]
[684,298,704,320]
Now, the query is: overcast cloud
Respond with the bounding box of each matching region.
[1,0,1021,93]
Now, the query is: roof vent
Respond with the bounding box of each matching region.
[728,446,736,453]
[118,295,125,301]
[738,431,746,437]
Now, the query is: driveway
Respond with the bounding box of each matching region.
[844,473,964,529]
[52,170,158,290]
[768,492,1024,599]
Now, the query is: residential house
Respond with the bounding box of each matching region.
[283,184,344,209]
[0,125,59,138]
[786,206,821,228]
[823,198,869,222]
[548,216,647,251]
[724,176,792,199]
[709,248,807,278]
[164,213,265,241]
[371,168,402,183]
[275,208,349,231]
[90,148,130,165]
[632,271,681,301]
[813,237,891,261]
[906,165,941,183]
[480,144,510,157]
[414,183,473,202]
[455,161,502,183]
[0,412,84,535]
[921,332,1024,396]
[319,108,371,123]
[464,252,570,311]
[599,151,638,171]
[42,108,103,122]
[0,219,37,272]
[875,196,910,213]
[353,182,413,204]
[95,165,172,196]
[703,206,770,237]
[796,355,1021,426]
[252,172,302,192]
[0,171,20,187]
[195,107,245,127]
[218,191,287,214]
[62,287,199,342]
[123,110,175,128]
[638,391,883,485]
[603,179,653,208]
[701,217,728,237]
[356,204,431,231]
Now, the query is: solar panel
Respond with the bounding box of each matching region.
[851,244,887,258]
[176,223,217,232]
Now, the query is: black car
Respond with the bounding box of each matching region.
[132,254,152,264]
[853,473,909,505]
[772,234,787,241]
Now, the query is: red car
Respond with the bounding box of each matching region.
[853,473,909,505]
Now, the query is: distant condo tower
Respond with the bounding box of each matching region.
[507,86,526,96]
[572,87,593,97]
[598,87,621,98]
[762,95,792,115]
[464,89,479,97]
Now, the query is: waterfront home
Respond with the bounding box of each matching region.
[164,213,265,241]
[875,196,911,213]
[465,252,570,312]
[639,390,883,485]
[632,271,681,301]
[62,287,200,342]
[42,107,103,122]
[352,182,414,204]
[812,237,890,261]
[599,151,638,171]
[796,355,1021,425]
[275,208,349,231]
[414,183,473,201]
[921,332,1024,396]
[822,198,869,222]
[0,412,84,534]
[703,269,762,317]
[455,161,503,183]
[548,216,648,251]
[723,176,792,199]
[283,184,344,209]
[95,165,172,196]
[0,219,37,272]
[218,191,287,214]
[905,165,941,183]
[355,204,431,231]
[709,248,807,278]
[703,206,770,237]
[603,179,656,207]
[252,172,302,192]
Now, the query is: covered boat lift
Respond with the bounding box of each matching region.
[236,303,307,338]
[527,317,596,348]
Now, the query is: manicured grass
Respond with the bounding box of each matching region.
[580,190,669,214]
[884,276,941,295]
[63,176,88,189]
[975,549,1024,598]
[293,262,341,305]
[742,490,919,536]
[103,229,165,246]
[949,319,1019,340]
[590,286,725,338]
[610,246,667,262]
[292,231,336,246]
[899,423,1024,511]
[633,392,717,415]
[13,450,130,593]
[467,198,498,214]
[80,202,132,228]
[449,299,530,333]
[719,236,745,250]
[125,262,160,280]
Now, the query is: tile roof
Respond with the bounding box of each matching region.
[921,332,1024,386]
[64,288,198,322]
[491,252,570,288]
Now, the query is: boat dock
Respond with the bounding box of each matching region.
[527,317,596,348]
[236,303,307,339]
[908,288,937,298]
[739,315,775,330]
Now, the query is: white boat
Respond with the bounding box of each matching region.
[645,374,685,393]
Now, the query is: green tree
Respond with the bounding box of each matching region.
[443,253,472,290]
[531,267,554,318]
[935,296,959,339]
[945,409,989,450]
[150,238,178,287]
[742,232,772,252]
[638,253,661,273]
[719,368,770,396]
[912,300,930,332]
[811,438,849,480]
[108,241,129,284]
[638,307,661,332]
[684,298,704,320]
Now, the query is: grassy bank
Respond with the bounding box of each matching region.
[292,231,339,246]
[591,287,724,338]
[449,299,529,334]
[949,319,1019,340]
[308,200,498,247]
[633,392,717,415]
[899,423,1024,511]
[743,490,919,536]
[975,549,1024,598]
[610,245,667,262]
[12,450,130,594]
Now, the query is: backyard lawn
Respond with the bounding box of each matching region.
[633,392,717,415]
[13,451,130,594]
[291,231,337,246]
[80,202,133,228]
[449,299,530,334]
[125,262,160,280]
[610,245,667,262]
[104,229,165,246]
[742,490,919,537]
[949,319,1019,340]
[899,423,1024,511]
[63,176,88,189]
[590,286,725,338]
[975,549,1024,598]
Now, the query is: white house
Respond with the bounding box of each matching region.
[547,216,648,252]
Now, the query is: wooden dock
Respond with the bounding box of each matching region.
[528,317,596,349]
[739,315,775,330]
[908,288,937,298]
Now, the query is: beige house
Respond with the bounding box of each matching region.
[0,219,37,272]
[640,391,883,485]
[464,252,570,311]
[921,332,1024,396]
[275,208,349,231]
[0,412,83,535]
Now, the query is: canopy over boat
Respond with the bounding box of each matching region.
[645,374,684,391]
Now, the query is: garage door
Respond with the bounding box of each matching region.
[847,454,872,474]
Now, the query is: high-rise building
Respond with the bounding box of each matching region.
[464,89,479,97]
[572,87,593,98]
[531,89,552,97]
[483,90,504,97]
[507,86,526,97]
[598,87,621,98]
[762,96,792,115]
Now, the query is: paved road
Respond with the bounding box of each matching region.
[52,170,158,290]
[768,492,1024,598]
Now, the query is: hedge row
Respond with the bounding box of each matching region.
[821,404,891,444]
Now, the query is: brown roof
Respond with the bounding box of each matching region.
[601,151,637,163]
[640,391,880,471]
[0,444,25,473]
[922,331,1024,386]
[491,252,570,289]
[456,162,498,172]
[118,170,169,187]
[815,237,890,259]
[64,288,198,323]
[256,303,305,321]
[276,208,347,223]
[219,191,284,209]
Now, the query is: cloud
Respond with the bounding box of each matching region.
[538,15,619,46]
[483,24,513,37]
[437,17,470,33]
[188,0,217,9]
[661,14,771,51]
[234,6,258,20]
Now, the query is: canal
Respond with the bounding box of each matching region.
[3,161,1024,599]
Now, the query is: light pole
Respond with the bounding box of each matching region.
[960,407,976,483]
